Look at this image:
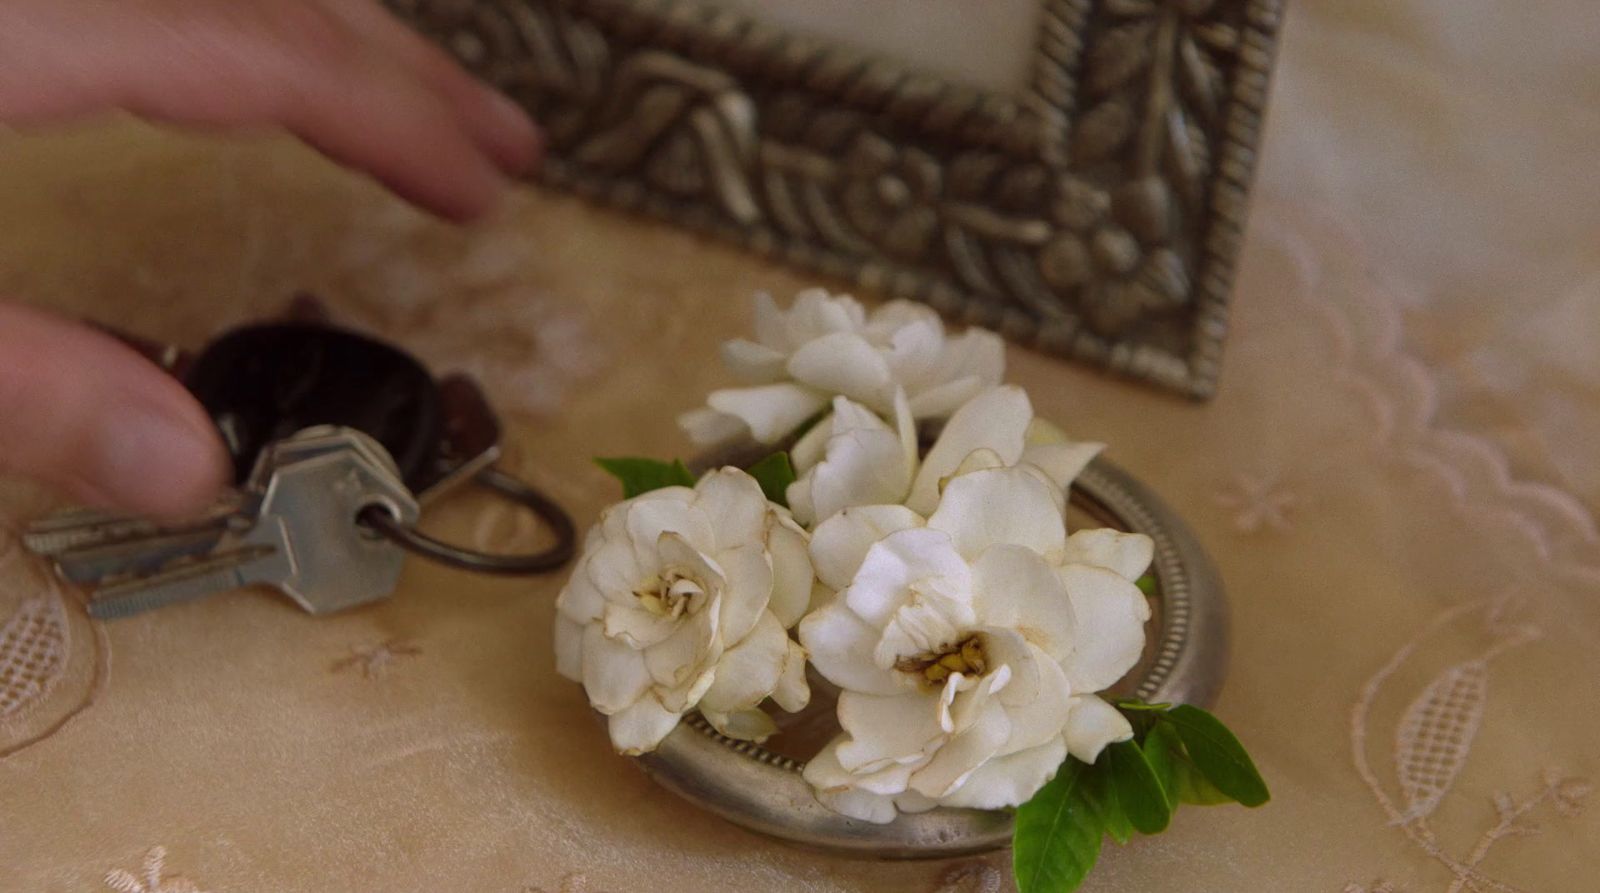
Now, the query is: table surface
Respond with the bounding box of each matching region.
[1,1,1597,891]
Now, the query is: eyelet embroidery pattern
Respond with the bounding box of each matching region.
[330,639,423,679]
[1269,206,1600,891]
[0,501,110,760]
[102,846,209,893]
[1213,472,1295,533]
[1350,597,1590,893]
[0,595,65,717]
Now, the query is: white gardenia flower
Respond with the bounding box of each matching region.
[679,289,1004,446]
[797,466,1153,823]
[785,384,1104,525]
[554,469,813,755]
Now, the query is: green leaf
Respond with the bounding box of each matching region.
[1080,762,1133,845]
[1142,721,1232,806]
[1014,759,1104,893]
[1104,740,1172,834]
[745,452,796,507]
[594,457,696,498]
[1161,705,1271,807]
[1135,572,1158,596]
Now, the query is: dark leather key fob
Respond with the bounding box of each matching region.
[183,323,443,489]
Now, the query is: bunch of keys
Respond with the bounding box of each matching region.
[24,300,576,620]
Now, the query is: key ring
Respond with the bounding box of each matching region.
[358,466,576,575]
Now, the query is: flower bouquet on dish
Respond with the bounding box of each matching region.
[554,290,1267,891]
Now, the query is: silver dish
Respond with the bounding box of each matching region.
[631,456,1228,858]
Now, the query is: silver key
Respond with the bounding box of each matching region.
[37,428,420,619]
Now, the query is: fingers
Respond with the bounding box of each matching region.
[0,0,541,222]
[0,303,230,518]
[331,0,542,177]
[281,50,517,222]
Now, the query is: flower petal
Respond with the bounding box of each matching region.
[626,497,713,571]
[751,291,788,348]
[879,310,943,390]
[928,467,1068,563]
[972,544,1076,661]
[701,707,778,741]
[809,505,925,592]
[950,447,1007,479]
[905,375,985,420]
[644,602,719,691]
[1021,441,1104,494]
[908,697,1011,798]
[998,643,1073,754]
[907,386,1032,515]
[580,623,652,714]
[787,397,913,526]
[804,739,902,824]
[607,694,683,755]
[766,517,814,629]
[938,737,1068,810]
[678,406,747,446]
[554,615,584,681]
[788,411,833,472]
[941,329,1006,390]
[786,332,895,409]
[584,539,648,605]
[721,338,787,383]
[873,577,980,670]
[836,690,948,773]
[603,602,678,648]
[893,789,940,814]
[845,528,970,628]
[781,288,867,346]
[1064,694,1133,764]
[556,573,606,624]
[798,598,905,696]
[714,542,772,645]
[699,612,786,715]
[708,383,829,443]
[1063,529,1155,581]
[1058,564,1150,692]
[692,469,770,552]
[772,638,811,713]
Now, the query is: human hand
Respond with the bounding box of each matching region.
[0,0,540,517]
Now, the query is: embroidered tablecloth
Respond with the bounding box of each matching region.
[1,1,1597,890]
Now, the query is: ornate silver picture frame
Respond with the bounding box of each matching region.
[389,0,1283,397]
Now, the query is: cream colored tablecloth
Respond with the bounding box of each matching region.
[1,1,1597,890]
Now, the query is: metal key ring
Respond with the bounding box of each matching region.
[358,466,576,574]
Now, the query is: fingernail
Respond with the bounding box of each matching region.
[74,398,230,519]
[488,92,542,173]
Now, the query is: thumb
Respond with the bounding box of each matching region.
[0,303,229,517]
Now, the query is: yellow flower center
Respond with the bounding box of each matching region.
[634,572,699,619]
[894,635,987,687]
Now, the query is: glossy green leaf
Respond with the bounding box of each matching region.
[746,452,796,507]
[1081,762,1133,845]
[1104,740,1172,833]
[593,457,696,498]
[1161,705,1270,807]
[1142,721,1232,806]
[1135,572,1158,596]
[1013,759,1104,893]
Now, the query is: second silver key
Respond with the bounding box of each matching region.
[90,432,420,618]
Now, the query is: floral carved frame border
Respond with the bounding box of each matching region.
[389,0,1283,398]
